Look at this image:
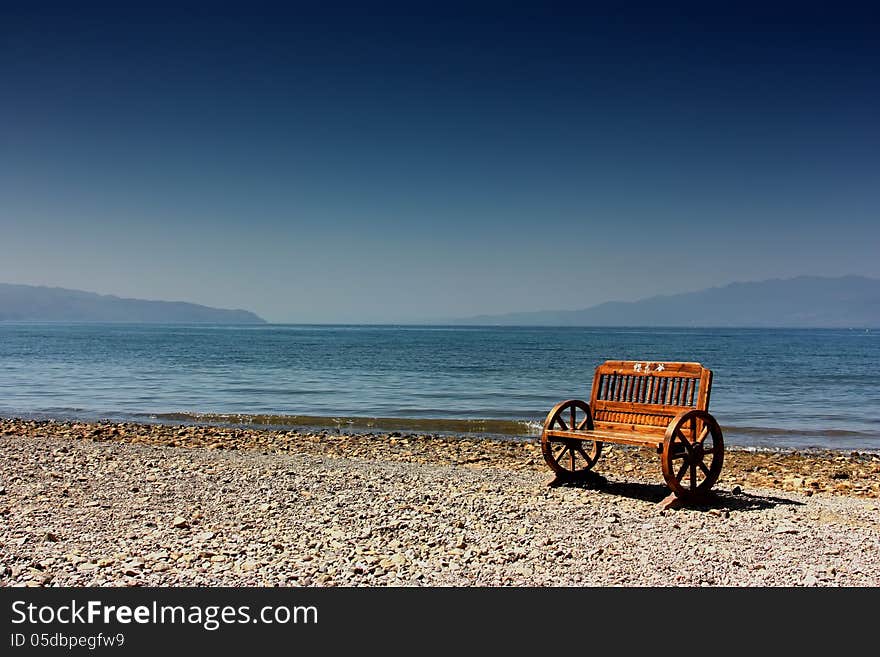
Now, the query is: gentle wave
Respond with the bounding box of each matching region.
[145,412,877,442]
[5,404,879,443]
[147,411,544,438]
[4,405,877,444]
[720,424,875,438]
[4,406,880,452]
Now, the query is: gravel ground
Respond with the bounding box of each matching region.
[1,420,879,587]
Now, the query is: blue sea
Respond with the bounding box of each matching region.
[1,323,878,451]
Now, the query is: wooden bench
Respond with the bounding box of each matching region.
[541,360,724,501]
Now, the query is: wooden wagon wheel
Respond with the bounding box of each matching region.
[661,409,724,499]
[541,399,602,478]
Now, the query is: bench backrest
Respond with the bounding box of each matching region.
[589,360,713,435]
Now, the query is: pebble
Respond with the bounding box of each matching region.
[1,418,879,587]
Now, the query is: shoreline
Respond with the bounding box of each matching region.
[3,417,879,498]
[4,411,879,453]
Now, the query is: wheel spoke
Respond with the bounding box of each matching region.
[674,430,693,455]
[570,406,576,433]
[577,418,589,430]
[675,460,688,482]
[555,417,568,431]
[689,462,697,489]
[555,445,570,463]
[698,460,711,477]
[569,447,576,471]
[575,444,592,466]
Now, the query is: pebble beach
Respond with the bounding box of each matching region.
[1,417,879,587]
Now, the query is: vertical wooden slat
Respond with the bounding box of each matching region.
[590,367,602,412]
[700,368,713,411]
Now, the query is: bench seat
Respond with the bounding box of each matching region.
[542,428,664,449]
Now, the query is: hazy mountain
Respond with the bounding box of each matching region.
[0,284,266,324]
[455,276,880,328]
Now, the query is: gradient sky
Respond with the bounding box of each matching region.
[2,2,878,323]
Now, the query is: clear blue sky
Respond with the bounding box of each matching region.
[2,1,878,323]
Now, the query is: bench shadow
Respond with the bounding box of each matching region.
[550,474,805,512]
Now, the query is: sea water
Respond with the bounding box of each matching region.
[1,323,877,451]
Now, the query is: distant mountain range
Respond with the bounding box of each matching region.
[455,276,880,328]
[4,276,878,327]
[0,284,266,324]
